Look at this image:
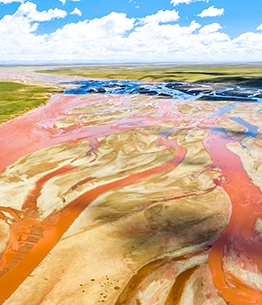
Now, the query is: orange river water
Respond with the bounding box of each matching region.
[0,93,261,304]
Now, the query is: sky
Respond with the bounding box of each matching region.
[0,0,262,63]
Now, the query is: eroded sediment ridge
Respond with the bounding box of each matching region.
[0,77,262,304]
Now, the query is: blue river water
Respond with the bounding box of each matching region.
[63,79,261,102]
[62,79,262,138]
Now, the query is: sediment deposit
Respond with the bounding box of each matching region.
[0,73,261,304]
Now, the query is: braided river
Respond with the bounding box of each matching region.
[0,75,262,304]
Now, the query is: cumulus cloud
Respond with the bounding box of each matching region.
[198,6,224,18]
[257,24,262,30]
[0,0,23,3]
[171,0,208,6]
[17,1,67,21]
[70,8,82,16]
[0,6,262,63]
[59,0,81,4]
[199,23,222,34]
[141,10,179,24]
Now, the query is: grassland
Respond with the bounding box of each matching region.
[1,64,262,125]
[0,81,62,124]
[39,64,262,85]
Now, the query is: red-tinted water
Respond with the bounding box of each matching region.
[205,132,262,305]
[0,92,261,304]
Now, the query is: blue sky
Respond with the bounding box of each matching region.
[0,0,262,63]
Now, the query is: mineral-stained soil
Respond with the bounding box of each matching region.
[0,72,262,305]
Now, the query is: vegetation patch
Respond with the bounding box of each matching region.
[39,64,262,85]
[0,81,62,124]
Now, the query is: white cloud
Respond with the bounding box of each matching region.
[198,6,224,18]
[257,24,262,31]
[171,0,208,6]
[59,0,81,4]
[70,8,82,16]
[141,10,179,24]
[1,6,262,63]
[17,1,67,21]
[199,23,221,34]
[0,0,23,3]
